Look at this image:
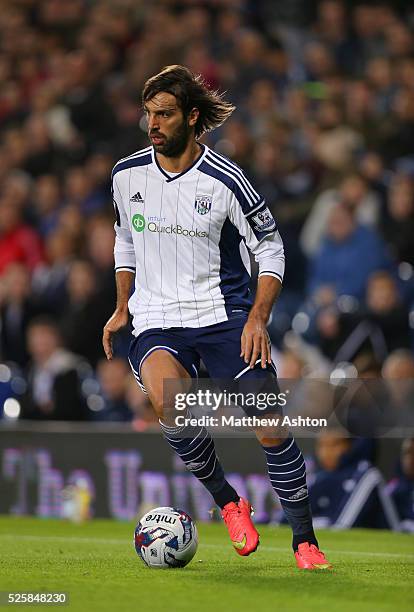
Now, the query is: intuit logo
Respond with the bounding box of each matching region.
[132,213,145,232]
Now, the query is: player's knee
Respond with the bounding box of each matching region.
[150,392,177,425]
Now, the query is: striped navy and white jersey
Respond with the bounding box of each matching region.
[112,143,285,337]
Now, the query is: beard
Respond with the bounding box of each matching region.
[150,119,192,157]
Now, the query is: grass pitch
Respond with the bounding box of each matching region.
[0,516,413,612]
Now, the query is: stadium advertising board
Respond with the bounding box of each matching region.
[0,427,286,521]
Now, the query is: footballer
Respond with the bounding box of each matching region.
[103,65,332,570]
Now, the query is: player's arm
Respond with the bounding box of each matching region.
[241,274,282,369]
[102,171,136,360]
[103,270,134,360]
[229,186,285,369]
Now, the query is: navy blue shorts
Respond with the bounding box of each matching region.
[128,310,278,394]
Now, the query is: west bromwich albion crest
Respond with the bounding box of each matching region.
[195,194,212,215]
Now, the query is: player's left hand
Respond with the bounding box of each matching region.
[240,314,271,369]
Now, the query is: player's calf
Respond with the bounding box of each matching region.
[261,435,319,552]
[159,417,240,509]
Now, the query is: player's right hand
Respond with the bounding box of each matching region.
[102,307,129,360]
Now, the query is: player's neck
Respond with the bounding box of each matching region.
[155,140,202,174]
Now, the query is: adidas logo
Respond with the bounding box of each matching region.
[289,487,308,500]
[130,191,144,203]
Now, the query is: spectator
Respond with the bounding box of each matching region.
[32,174,62,238]
[386,439,414,532]
[334,353,396,438]
[62,50,117,150]
[309,431,399,530]
[59,259,112,366]
[364,271,410,354]
[0,199,44,274]
[345,80,379,147]
[93,358,133,422]
[382,350,414,431]
[64,166,106,217]
[23,114,62,178]
[380,89,414,161]
[308,202,391,301]
[314,304,356,363]
[383,349,414,379]
[300,173,380,257]
[0,263,39,366]
[380,174,414,266]
[2,171,32,209]
[20,317,87,420]
[32,229,76,314]
[366,56,396,116]
[86,216,116,304]
[312,270,409,364]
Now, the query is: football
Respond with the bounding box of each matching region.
[134,507,198,569]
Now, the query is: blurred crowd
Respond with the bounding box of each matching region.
[0,0,414,428]
[289,432,414,532]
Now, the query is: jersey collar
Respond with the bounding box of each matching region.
[151,143,208,182]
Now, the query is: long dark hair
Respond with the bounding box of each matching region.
[142,65,236,137]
